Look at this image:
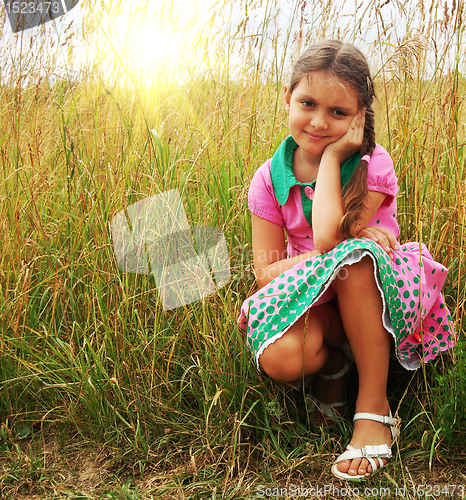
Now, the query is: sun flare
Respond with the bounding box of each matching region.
[126,25,182,67]
[100,0,203,82]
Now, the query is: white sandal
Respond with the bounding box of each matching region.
[331,410,400,480]
[306,357,352,422]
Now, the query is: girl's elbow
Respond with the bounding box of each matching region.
[313,234,342,254]
[256,277,268,289]
[312,219,344,253]
[255,268,271,288]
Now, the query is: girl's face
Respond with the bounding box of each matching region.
[284,70,361,163]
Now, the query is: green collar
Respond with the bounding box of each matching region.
[270,135,362,226]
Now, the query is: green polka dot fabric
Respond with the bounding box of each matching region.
[238,239,456,370]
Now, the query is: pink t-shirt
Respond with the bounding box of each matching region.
[248,143,400,257]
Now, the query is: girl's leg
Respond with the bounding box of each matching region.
[332,256,392,476]
[259,302,345,383]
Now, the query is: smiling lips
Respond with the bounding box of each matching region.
[305,131,328,140]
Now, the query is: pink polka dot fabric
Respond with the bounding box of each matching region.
[238,238,456,371]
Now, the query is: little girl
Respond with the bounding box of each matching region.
[238,39,456,480]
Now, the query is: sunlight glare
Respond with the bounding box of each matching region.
[102,0,203,83]
[128,24,182,67]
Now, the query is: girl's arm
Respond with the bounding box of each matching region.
[312,111,389,254]
[251,214,320,288]
[313,184,388,253]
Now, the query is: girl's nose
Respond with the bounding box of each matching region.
[310,111,327,130]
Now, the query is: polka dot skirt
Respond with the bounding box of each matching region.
[238,238,456,371]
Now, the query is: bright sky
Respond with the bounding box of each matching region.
[1,0,460,84]
[96,0,207,71]
[1,0,213,83]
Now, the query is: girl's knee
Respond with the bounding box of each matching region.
[259,339,301,381]
[258,332,324,382]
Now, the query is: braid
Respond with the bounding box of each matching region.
[339,105,376,238]
[360,105,376,157]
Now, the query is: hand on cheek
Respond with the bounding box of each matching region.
[323,109,366,164]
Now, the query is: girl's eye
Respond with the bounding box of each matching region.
[333,109,347,117]
[301,100,314,107]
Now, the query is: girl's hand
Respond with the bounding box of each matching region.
[323,109,366,164]
[359,225,399,260]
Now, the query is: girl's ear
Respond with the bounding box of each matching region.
[284,85,291,114]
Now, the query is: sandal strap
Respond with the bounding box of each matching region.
[307,397,347,419]
[354,412,396,426]
[334,444,392,464]
[317,358,352,381]
[354,409,401,442]
[367,457,378,472]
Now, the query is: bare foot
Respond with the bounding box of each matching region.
[336,400,392,476]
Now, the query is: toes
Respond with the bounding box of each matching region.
[336,456,388,477]
[337,459,351,473]
[348,458,363,476]
[338,458,373,476]
[357,458,370,476]
[356,458,388,476]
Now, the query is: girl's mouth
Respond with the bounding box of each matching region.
[305,131,327,140]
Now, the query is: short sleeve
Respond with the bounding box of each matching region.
[248,160,285,227]
[367,144,399,206]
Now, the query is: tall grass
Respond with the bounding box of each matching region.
[0,0,465,497]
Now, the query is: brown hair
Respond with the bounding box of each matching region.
[287,39,376,238]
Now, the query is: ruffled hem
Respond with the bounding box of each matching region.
[238,238,456,371]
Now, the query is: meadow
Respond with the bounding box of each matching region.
[0,0,465,498]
